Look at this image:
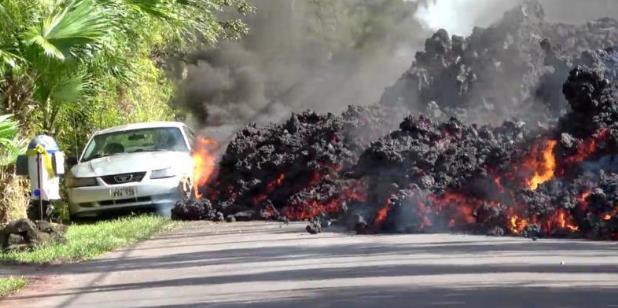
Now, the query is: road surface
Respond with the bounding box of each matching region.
[2,221,618,307]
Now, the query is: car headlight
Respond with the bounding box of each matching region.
[66,176,98,188]
[151,167,176,179]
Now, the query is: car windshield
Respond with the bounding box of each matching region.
[81,127,188,161]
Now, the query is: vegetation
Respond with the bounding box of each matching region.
[0,114,24,166]
[0,276,27,297]
[0,215,175,264]
[0,114,27,222]
[0,0,251,221]
[0,0,251,154]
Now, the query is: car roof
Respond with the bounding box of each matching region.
[94,122,187,135]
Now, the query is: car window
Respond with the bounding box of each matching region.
[81,127,189,161]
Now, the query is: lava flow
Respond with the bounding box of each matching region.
[177,9,618,241]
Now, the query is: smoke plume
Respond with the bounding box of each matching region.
[175,0,618,136]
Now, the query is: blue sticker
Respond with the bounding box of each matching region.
[33,189,40,197]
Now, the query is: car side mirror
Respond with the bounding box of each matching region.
[66,156,78,167]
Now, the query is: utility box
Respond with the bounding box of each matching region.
[16,135,65,201]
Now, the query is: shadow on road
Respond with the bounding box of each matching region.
[5,222,618,307]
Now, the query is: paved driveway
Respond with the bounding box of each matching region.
[3,221,618,307]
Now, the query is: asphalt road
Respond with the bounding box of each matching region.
[3,221,618,308]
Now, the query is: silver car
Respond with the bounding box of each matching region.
[66,122,195,218]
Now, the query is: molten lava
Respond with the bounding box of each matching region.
[524,139,558,190]
[192,137,219,198]
[564,128,609,165]
[545,209,579,233]
[253,173,286,205]
[281,182,367,221]
[508,215,529,234]
[372,198,392,230]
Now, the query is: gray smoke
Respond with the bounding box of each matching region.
[175,0,618,136]
[176,0,429,132]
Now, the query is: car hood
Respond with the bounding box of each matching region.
[71,151,192,177]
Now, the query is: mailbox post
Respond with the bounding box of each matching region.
[16,135,65,220]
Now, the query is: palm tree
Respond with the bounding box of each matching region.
[0,114,24,166]
[22,0,112,131]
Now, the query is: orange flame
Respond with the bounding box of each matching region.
[525,140,558,190]
[508,215,529,234]
[429,192,479,225]
[253,173,286,205]
[282,182,367,221]
[564,128,609,165]
[602,207,618,221]
[192,137,219,198]
[372,199,392,228]
[546,209,579,233]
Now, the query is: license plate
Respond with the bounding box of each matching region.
[111,187,137,199]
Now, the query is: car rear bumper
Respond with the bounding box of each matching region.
[68,176,182,216]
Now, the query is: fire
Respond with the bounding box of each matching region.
[281,182,367,221]
[253,173,286,205]
[525,139,558,190]
[546,209,579,233]
[508,215,529,234]
[564,128,609,164]
[372,199,392,229]
[192,136,219,198]
[429,192,479,226]
[602,207,618,221]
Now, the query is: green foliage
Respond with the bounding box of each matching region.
[0,0,251,156]
[0,114,24,166]
[23,0,110,61]
[0,215,175,264]
[0,276,27,297]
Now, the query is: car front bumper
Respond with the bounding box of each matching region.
[68,176,182,217]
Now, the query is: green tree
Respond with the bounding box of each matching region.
[0,114,24,166]
[0,0,251,154]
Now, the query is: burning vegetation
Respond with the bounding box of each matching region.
[175,1,618,240]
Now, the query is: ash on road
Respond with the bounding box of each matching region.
[3,222,618,308]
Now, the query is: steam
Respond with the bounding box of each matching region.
[175,0,618,137]
[413,0,507,35]
[413,0,618,35]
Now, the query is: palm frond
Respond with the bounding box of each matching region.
[0,114,24,166]
[50,71,87,103]
[24,0,111,60]
[123,0,174,20]
[0,115,19,140]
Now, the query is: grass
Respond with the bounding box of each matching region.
[0,215,175,264]
[0,276,27,297]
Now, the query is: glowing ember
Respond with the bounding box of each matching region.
[602,207,618,221]
[253,173,286,205]
[281,182,367,221]
[525,139,558,190]
[192,136,219,198]
[428,192,480,226]
[372,199,392,229]
[508,215,529,234]
[546,209,579,233]
[564,128,609,164]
